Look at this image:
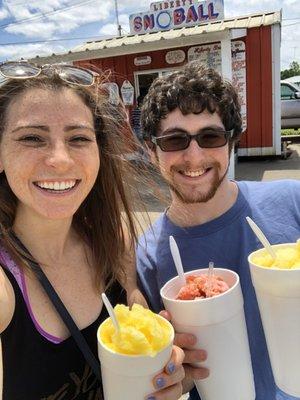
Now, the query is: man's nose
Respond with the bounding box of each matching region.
[182,137,206,161]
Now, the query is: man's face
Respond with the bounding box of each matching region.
[151,108,230,204]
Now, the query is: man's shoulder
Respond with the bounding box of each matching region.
[238,179,300,200]
[138,213,166,242]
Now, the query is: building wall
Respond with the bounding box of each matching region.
[76,25,274,152]
[239,25,273,151]
[76,47,187,89]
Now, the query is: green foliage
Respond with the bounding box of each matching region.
[281,61,300,80]
[282,128,300,136]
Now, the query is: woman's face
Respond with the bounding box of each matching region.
[0,87,100,221]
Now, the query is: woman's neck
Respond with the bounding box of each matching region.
[13,206,75,266]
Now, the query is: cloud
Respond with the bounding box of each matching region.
[0,42,67,61]
[4,0,113,38]
[0,7,9,20]
[118,0,150,13]
[99,13,130,36]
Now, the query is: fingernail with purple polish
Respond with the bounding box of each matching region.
[156,377,165,388]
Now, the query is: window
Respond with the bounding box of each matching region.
[281,84,295,100]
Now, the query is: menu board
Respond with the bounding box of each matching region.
[188,41,247,130]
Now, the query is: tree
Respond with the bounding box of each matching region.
[281,61,300,80]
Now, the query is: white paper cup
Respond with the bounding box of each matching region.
[249,244,300,397]
[97,315,174,400]
[161,268,255,400]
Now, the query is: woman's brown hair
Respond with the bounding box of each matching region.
[0,70,143,290]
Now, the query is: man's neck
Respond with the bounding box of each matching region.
[167,180,238,227]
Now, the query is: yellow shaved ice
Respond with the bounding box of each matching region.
[252,242,300,269]
[99,304,172,356]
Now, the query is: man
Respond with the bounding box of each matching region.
[137,62,300,400]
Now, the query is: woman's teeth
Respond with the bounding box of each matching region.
[182,169,206,177]
[35,180,77,191]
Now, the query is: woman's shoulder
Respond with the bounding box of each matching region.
[0,263,15,333]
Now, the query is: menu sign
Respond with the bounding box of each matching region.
[188,41,247,130]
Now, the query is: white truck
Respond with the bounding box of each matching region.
[281,81,300,130]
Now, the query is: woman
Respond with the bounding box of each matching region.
[0,61,184,399]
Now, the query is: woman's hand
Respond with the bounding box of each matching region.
[145,345,185,400]
[160,310,209,394]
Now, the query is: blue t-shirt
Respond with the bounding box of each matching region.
[137,180,300,400]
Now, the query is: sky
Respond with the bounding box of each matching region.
[0,0,299,69]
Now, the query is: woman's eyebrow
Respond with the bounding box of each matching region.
[11,124,95,133]
[12,125,49,133]
[64,125,95,132]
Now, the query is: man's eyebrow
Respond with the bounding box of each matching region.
[160,124,225,136]
[160,127,187,135]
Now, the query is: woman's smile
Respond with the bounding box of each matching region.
[33,179,81,195]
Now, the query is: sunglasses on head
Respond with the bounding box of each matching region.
[151,129,233,152]
[0,61,97,87]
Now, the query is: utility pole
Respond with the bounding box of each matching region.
[114,0,122,37]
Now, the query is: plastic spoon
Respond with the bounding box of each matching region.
[169,235,186,287]
[246,216,276,259]
[205,261,214,295]
[101,292,120,333]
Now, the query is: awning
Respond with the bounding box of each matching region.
[30,10,281,64]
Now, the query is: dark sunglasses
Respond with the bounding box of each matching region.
[0,61,97,86]
[151,129,233,152]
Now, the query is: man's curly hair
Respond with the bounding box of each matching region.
[141,61,243,150]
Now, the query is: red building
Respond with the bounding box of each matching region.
[30,10,281,162]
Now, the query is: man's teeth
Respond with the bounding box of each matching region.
[36,180,76,190]
[183,170,206,177]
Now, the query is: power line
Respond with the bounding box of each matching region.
[0,35,107,46]
[0,0,97,30]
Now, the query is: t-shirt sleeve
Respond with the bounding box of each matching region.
[136,241,163,313]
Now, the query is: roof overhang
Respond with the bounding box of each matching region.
[29,10,281,65]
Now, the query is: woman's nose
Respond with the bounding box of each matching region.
[45,141,74,170]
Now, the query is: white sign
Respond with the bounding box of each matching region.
[134,55,152,66]
[150,0,197,11]
[165,49,185,64]
[188,41,247,130]
[231,41,247,131]
[129,0,224,35]
[101,82,120,105]
[121,80,134,106]
[188,42,221,70]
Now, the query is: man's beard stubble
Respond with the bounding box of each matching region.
[161,161,229,204]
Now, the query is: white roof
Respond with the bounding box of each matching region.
[283,75,300,86]
[30,10,281,64]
